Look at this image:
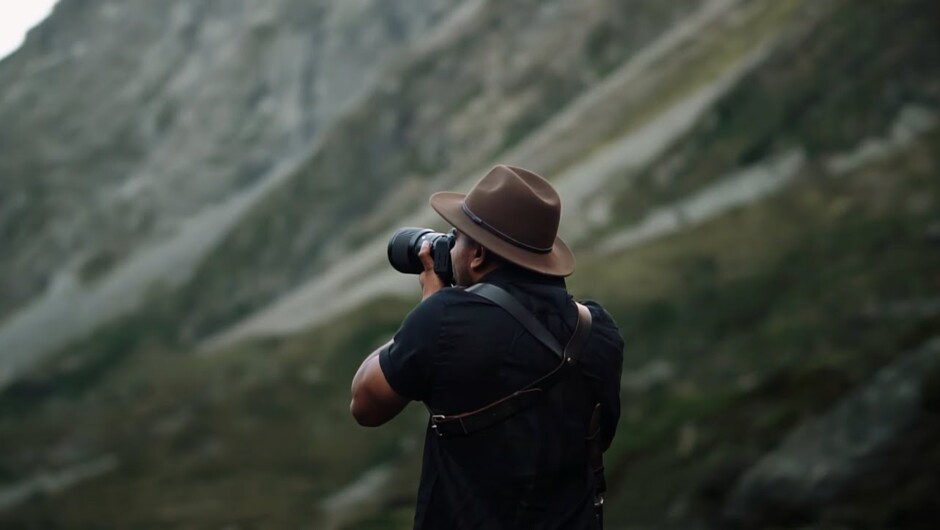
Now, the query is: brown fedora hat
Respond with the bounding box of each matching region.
[429,165,575,277]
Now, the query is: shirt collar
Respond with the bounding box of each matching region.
[477,265,567,289]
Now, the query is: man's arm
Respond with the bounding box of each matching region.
[350,339,409,427]
[349,242,445,427]
[579,302,624,452]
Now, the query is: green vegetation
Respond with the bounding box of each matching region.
[603,0,940,230]
[0,295,422,528]
[572,132,940,526]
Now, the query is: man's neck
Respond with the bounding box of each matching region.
[475,265,566,289]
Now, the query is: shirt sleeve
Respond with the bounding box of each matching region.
[378,291,446,402]
[579,300,625,451]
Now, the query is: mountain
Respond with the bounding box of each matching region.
[0,0,464,373]
[0,0,938,528]
[169,0,700,344]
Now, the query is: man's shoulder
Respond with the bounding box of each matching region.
[421,285,487,308]
[578,299,617,324]
[403,286,490,325]
[578,299,624,348]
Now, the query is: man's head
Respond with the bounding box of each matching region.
[430,165,574,284]
[449,229,507,287]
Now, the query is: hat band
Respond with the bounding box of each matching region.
[460,202,553,254]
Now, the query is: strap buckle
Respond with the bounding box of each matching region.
[430,414,446,437]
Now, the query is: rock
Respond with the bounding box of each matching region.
[722,337,940,528]
[857,298,940,321]
[926,221,940,247]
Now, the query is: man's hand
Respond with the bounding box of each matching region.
[418,241,446,300]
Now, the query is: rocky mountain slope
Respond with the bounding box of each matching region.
[169,0,700,344]
[1,0,938,528]
[0,0,468,378]
[0,0,461,322]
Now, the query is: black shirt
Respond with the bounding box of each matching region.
[380,267,624,530]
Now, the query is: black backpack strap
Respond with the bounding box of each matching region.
[429,285,593,437]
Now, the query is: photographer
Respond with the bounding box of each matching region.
[351,165,624,529]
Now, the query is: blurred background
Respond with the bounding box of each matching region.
[1,0,939,528]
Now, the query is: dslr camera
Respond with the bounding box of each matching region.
[387,227,455,285]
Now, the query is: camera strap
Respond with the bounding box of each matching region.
[428,282,592,437]
[468,282,567,360]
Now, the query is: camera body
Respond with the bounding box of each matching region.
[387,227,456,285]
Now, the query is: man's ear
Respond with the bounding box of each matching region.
[470,244,486,270]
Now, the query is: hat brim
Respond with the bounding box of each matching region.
[430,191,575,277]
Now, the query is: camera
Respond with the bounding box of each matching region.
[387,227,455,285]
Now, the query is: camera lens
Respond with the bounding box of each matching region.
[387,227,434,274]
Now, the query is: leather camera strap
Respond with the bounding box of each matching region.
[429,283,592,437]
[466,283,565,360]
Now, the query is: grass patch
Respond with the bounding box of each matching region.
[0,294,422,527]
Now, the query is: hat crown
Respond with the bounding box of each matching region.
[428,164,575,276]
[464,165,560,251]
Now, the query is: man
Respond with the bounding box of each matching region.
[350,165,624,529]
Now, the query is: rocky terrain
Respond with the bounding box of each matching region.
[0,0,462,324]
[0,0,938,528]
